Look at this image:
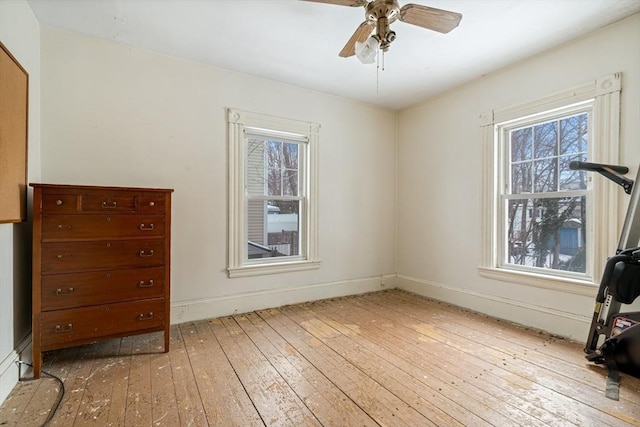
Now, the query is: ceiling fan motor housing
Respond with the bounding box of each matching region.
[366,0,400,51]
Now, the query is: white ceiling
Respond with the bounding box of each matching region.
[27,0,640,110]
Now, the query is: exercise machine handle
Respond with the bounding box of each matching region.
[569,161,628,174]
[569,161,634,195]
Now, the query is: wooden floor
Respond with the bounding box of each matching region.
[1,289,639,426]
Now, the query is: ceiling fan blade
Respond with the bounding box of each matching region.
[300,0,367,7]
[399,4,462,34]
[339,21,375,57]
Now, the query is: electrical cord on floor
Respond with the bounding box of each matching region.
[15,361,65,426]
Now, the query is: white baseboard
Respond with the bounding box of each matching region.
[171,275,392,324]
[0,334,32,406]
[395,274,591,341]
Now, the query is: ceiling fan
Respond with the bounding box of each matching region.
[303,0,462,63]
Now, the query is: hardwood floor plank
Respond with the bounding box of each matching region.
[149,331,181,426]
[123,334,153,426]
[0,377,40,425]
[282,302,526,427]
[182,320,262,426]
[257,307,434,427]
[26,348,81,426]
[235,312,379,427]
[48,344,101,426]
[367,291,640,415]
[382,289,640,396]
[211,316,320,426]
[105,335,133,427]
[306,296,591,426]
[72,338,122,425]
[359,291,640,425]
[168,325,208,426]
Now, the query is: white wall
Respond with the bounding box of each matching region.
[0,0,41,404]
[39,27,397,323]
[396,14,640,340]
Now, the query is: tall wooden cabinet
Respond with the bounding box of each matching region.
[30,184,173,378]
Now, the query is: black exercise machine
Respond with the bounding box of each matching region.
[570,161,640,400]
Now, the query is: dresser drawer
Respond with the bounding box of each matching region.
[81,192,136,212]
[41,214,165,240]
[41,239,165,273]
[137,193,167,214]
[42,193,78,213]
[40,298,165,350]
[41,267,165,311]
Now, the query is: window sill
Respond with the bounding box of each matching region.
[228,259,322,278]
[478,266,597,297]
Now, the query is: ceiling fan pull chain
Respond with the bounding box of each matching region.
[376,48,380,94]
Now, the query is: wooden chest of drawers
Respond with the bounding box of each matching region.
[31,184,173,378]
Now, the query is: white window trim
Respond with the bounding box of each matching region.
[227,108,320,278]
[479,73,622,294]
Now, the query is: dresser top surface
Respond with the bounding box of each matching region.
[30,183,174,193]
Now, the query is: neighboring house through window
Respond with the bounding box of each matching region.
[227,109,320,277]
[480,74,622,292]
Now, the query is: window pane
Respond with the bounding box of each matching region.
[247,200,301,259]
[511,162,532,194]
[246,139,266,196]
[533,122,558,159]
[283,142,298,169]
[511,128,532,162]
[559,154,587,191]
[267,141,282,169]
[267,167,282,196]
[506,196,585,273]
[533,158,557,192]
[283,169,298,196]
[267,200,300,256]
[560,113,588,155]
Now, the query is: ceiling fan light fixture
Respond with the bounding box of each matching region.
[355,35,379,64]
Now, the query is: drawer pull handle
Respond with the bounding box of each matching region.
[56,254,72,259]
[101,200,117,209]
[139,223,155,231]
[139,250,154,257]
[138,312,154,321]
[56,199,63,206]
[149,201,155,207]
[138,279,154,288]
[56,287,75,295]
[55,324,73,333]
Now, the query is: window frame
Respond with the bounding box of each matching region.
[227,109,320,278]
[479,74,622,294]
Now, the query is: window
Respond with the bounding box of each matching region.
[480,74,622,292]
[227,109,320,277]
[503,108,590,275]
